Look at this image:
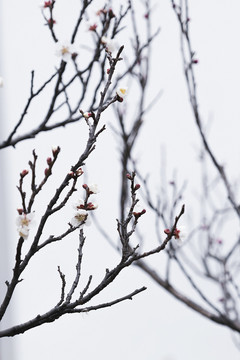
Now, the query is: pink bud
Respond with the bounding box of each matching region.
[107,68,110,74]
[21,169,29,177]
[116,95,123,102]
[164,229,171,235]
[134,184,141,191]
[126,173,132,180]
[47,157,52,165]
[48,18,56,27]
[192,59,199,64]
[44,1,53,8]
[44,168,50,176]
[17,208,24,215]
[89,24,97,31]
[82,184,88,190]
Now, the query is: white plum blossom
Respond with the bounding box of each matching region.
[18,226,29,239]
[55,41,76,62]
[0,77,3,87]
[88,184,99,194]
[70,209,91,227]
[116,86,128,100]
[16,212,35,239]
[101,36,117,53]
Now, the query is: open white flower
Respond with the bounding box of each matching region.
[70,209,91,227]
[88,184,99,194]
[18,226,29,239]
[55,41,75,62]
[101,36,117,53]
[16,212,35,239]
[116,86,128,100]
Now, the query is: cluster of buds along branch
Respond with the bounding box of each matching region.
[16,147,61,239]
[40,1,56,29]
[126,172,146,220]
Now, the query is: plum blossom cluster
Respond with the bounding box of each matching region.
[164,225,187,245]
[70,184,99,228]
[16,210,35,240]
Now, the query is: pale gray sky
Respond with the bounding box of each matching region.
[1,1,240,359]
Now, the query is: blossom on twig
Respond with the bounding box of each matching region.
[101,36,117,53]
[16,212,35,239]
[116,86,128,101]
[55,41,76,62]
[70,209,91,227]
[88,184,100,194]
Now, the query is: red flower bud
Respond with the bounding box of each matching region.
[164,229,171,235]
[44,1,53,8]
[44,168,50,176]
[21,169,29,177]
[134,184,141,191]
[116,95,123,102]
[47,157,52,165]
[89,24,97,31]
[48,18,56,27]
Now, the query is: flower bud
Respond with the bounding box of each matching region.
[52,145,60,156]
[44,168,50,176]
[164,229,171,235]
[76,168,84,176]
[89,24,97,31]
[21,169,29,178]
[47,157,52,166]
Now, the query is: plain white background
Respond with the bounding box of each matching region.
[1,0,240,359]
